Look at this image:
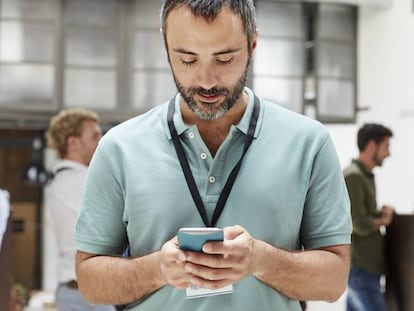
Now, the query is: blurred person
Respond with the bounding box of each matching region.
[75,1,352,310]
[44,108,113,311]
[344,123,394,311]
[0,188,9,251]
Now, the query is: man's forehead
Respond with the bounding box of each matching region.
[165,6,245,38]
[165,4,241,27]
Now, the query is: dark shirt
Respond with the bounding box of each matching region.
[343,159,385,275]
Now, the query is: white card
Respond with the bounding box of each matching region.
[185,283,234,299]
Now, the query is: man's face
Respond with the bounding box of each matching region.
[372,136,391,167]
[165,5,256,121]
[78,120,102,165]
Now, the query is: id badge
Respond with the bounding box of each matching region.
[185,284,234,299]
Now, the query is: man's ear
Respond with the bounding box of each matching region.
[67,135,79,151]
[251,31,258,52]
[366,140,377,152]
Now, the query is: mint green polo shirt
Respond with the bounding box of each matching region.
[76,87,351,311]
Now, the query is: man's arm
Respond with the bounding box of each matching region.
[76,251,167,305]
[252,239,349,302]
[345,174,376,235]
[180,225,350,302]
[77,226,350,305]
[76,234,205,305]
[345,174,394,232]
[373,205,394,229]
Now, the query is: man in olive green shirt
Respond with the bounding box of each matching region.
[344,123,394,311]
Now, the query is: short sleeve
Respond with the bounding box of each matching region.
[301,134,352,249]
[75,139,127,255]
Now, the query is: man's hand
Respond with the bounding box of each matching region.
[159,225,256,290]
[159,236,193,289]
[380,205,395,226]
[160,225,350,302]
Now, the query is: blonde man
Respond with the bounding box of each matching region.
[44,108,112,311]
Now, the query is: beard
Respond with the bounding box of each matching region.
[374,157,383,167]
[172,60,250,121]
[373,149,384,167]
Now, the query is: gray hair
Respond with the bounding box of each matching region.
[161,0,257,53]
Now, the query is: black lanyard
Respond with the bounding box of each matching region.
[167,95,260,227]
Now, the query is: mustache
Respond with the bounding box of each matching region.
[189,87,229,97]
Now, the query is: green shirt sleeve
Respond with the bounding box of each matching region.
[345,173,376,236]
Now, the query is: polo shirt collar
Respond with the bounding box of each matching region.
[164,87,262,139]
[352,159,374,178]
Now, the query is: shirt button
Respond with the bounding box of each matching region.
[188,132,195,139]
[208,176,216,184]
[200,153,207,160]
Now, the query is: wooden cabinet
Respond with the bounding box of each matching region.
[386,214,414,311]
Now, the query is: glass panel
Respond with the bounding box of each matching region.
[1,0,57,20]
[253,77,302,113]
[133,31,169,69]
[0,21,54,62]
[318,79,354,118]
[317,42,354,79]
[0,64,54,103]
[132,71,176,111]
[253,38,303,76]
[65,27,117,67]
[64,69,116,109]
[318,4,355,42]
[63,0,118,27]
[134,0,164,29]
[257,2,303,38]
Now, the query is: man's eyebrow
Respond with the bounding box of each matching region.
[172,48,196,55]
[172,48,241,56]
[213,48,241,56]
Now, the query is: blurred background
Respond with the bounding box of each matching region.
[0,0,413,310]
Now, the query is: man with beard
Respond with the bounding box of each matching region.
[344,123,394,311]
[75,1,352,310]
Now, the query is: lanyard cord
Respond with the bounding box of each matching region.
[167,95,260,227]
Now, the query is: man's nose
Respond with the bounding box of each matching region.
[196,64,218,90]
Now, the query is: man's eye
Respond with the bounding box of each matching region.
[181,59,196,66]
[217,58,233,65]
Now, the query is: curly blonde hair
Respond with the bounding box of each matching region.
[46,108,99,158]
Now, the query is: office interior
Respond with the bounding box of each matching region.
[0,0,413,310]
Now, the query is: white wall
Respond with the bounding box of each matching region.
[328,0,414,215]
[358,0,414,214]
[308,0,414,309]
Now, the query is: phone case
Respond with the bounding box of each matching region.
[178,227,224,252]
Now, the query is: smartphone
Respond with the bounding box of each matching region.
[177,227,224,252]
